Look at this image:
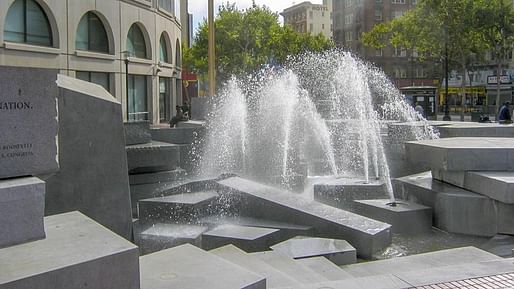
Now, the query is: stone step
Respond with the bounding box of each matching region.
[202,224,281,252]
[217,177,392,259]
[340,246,501,278]
[175,120,206,128]
[394,172,499,237]
[270,236,357,266]
[137,223,208,255]
[150,126,205,145]
[250,250,329,284]
[432,122,514,138]
[432,170,514,204]
[405,137,514,171]
[126,141,181,174]
[270,274,410,289]
[129,169,186,185]
[124,121,151,145]
[294,256,353,281]
[138,190,220,223]
[0,211,139,289]
[140,243,265,289]
[210,244,303,288]
[129,180,182,217]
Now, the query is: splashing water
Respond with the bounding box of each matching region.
[197,50,438,202]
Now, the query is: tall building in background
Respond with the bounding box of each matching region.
[180,0,193,48]
[281,1,333,39]
[332,0,437,89]
[0,0,183,124]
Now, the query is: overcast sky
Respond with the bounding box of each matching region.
[188,1,324,38]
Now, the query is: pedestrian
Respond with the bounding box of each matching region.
[169,105,185,127]
[498,102,512,124]
[414,102,425,118]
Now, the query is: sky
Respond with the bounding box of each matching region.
[187,0,324,38]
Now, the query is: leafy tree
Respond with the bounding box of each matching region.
[183,2,333,85]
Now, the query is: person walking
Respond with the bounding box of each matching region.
[498,102,512,124]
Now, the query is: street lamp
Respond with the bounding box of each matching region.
[122,51,131,121]
[443,29,451,121]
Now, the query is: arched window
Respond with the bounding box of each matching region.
[159,34,170,63]
[76,12,109,53]
[126,24,148,59]
[4,0,53,47]
[175,39,181,67]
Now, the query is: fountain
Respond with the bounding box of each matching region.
[197,50,438,202]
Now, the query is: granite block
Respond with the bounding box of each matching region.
[138,223,208,255]
[202,224,281,252]
[126,141,181,173]
[124,121,151,145]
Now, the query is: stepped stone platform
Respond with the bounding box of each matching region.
[0,211,139,289]
[0,177,45,248]
[314,177,388,211]
[433,170,514,204]
[429,121,514,138]
[217,177,392,259]
[126,141,181,173]
[130,180,183,217]
[176,120,206,128]
[124,121,151,145]
[294,256,351,281]
[271,236,356,265]
[138,191,219,223]
[140,244,265,289]
[210,245,303,288]
[150,126,205,144]
[405,137,514,171]
[394,172,498,236]
[129,169,186,186]
[138,223,208,255]
[353,199,432,234]
[202,224,281,252]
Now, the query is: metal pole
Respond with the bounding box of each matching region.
[443,35,451,121]
[208,0,215,97]
[125,57,130,121]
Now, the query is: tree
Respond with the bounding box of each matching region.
[363,0,491,121]
[183,2,333,85]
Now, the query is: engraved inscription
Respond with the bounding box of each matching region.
[1,143,34,159]
[0,101,33,110]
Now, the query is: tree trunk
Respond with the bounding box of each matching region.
[495,61,502,121]
[460,64,466,121]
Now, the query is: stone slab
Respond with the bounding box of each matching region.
[138,191,219,223]
[0,211,140,289]
[0,66,59,179]
[271,236,356,265]
[353,199,432,234]
[217,177,392,259]
[405,137,514,171]
[175,120,206,128]
[314,178,388,211]
[202,224,281,252]
[138,223,208,255]
[124,121,151,145]
[140,243,265,289]
[45,75,133,239]
[150,126,205,145]
[129,169,186,185]
[497,202,514,235]
[0,177,45,248]
[394,172,498,237]
[129,181,183,217]
[272,274,411,289]
[430,121,514,138]
[340,247,501,278]
[211,244,303,288]
[294,256,353,281]
[126,141,181,174]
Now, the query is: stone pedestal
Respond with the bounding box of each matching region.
[0,177,46,248]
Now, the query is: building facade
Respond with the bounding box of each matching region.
[332,0,437,88]
[281,1,333,38]
[0,0,183,124]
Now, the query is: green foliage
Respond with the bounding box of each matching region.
[183,2,333,83]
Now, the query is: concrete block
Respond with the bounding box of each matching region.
[126,141,181,173]
[129,169,185,185]
[0,66,59,179]
[293,256,353,281]
[314,178,388,211]
[405,137,514,171]
[271,236,356,265]
[140,244,266,289]
[434,122,514,138]
[353,199,432,234]
[0,177,45,248]
[124,121,151,145]
[202,224,281,252]
[217,177,392,259]
[394,172,498,237]
[0,211,140,289]
[497,202,514,235]
[150,126,205,144]
[138,223,208,255]
[138,191,219,223]
[210,245,303,288]
[45,75,133,239]
[176,120,206,128]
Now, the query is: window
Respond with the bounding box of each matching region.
[345,14,354,25]
[392,0,406,3]
[394,67,407,78]
[322,24,325,29]
[375,8,383,20]
[376,0,382,3]
[393,10,404,18]
[158,0,173,14]
[345,0,353,7]
[128,75,148,121]
[76,12,109,53]
[175,40,181,67]
[375,49,383,56]
[412,0,417,4]
[393,46,407,57]
[310,11,313,19]
[345,31,353,42]
[310,23,314,32]
[127,24,148,59]
[76,71,111,93]
[415,66,428,78]
[159,34,170,63]
[159,78,169,123]
[4,0,53,46]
